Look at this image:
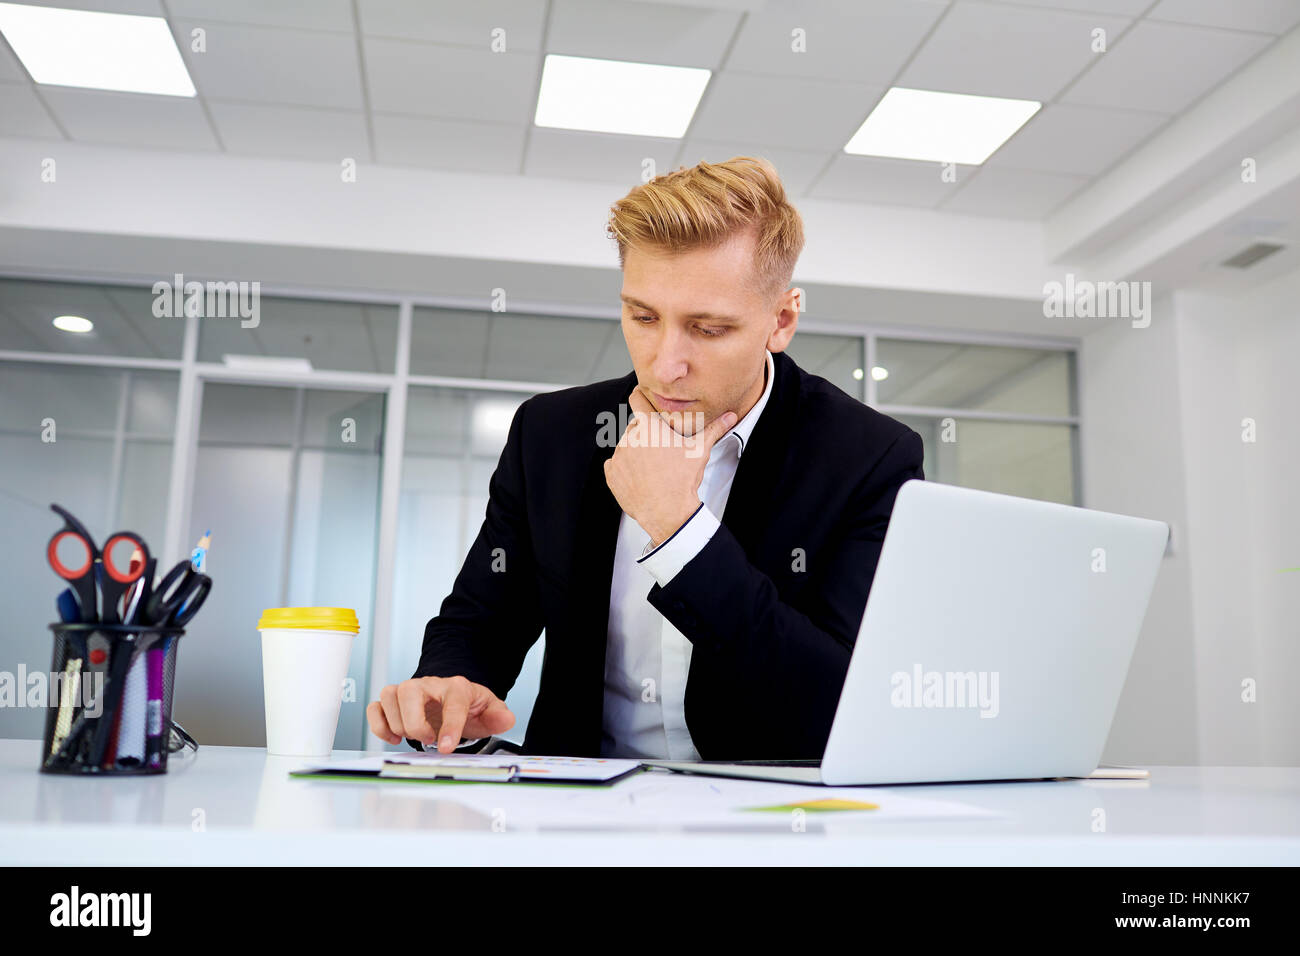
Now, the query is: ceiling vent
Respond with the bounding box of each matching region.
[1220,242,1286,269]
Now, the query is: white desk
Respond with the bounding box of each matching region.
[2,739,1297,865]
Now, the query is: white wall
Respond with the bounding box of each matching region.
[0,138,1057,301]
[1175,272,1300,766]
[1081,293,1199,765]
[1082,268,1300,767]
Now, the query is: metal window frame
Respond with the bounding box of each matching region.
[0,273,1084,752]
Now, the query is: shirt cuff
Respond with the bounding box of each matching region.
[636,502,720,586]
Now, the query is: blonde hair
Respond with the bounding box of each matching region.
[606,156,805,303]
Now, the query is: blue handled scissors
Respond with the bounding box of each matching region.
[46,504,150,625]
[143,559,212,627]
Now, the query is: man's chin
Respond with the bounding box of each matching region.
[656,408,709,437]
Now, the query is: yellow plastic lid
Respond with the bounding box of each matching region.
[257,607,360,633]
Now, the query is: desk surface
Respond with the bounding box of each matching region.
[2,739,1297,865]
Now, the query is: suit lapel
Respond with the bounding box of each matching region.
[719,350,799,561]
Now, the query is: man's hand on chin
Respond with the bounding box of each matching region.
[603,386,737,546]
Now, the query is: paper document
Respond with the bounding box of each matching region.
[293,765,1000,830]
[289,754,1005,829]
[292,752,642,784]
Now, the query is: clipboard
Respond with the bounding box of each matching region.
[290,737,1148,787]
[290,741,644,787]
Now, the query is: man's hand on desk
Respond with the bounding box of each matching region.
[367,676,516,754]
[603,386,737,545]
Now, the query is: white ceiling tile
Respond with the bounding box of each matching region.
[675,139,830,195]
[939,166,1089,218]
[984,103,1168,175]
[372,113,525,172]
[0,0,1286,233]
[650,0,765,9]
[1060,20,1273,114]
[899,1,1131,101]
[358,0,546,49]
[173,20,364,109]
[990,0,1150,13]
[0,85,61,138]
[687,73,882,150]
[724,0,947,85]
[364,38,538,122]
[15,0,165,14]
[547,0,741,69]
[809,153,976,206]
[166,0,355,32]
[1148,0,1300,34]
[207,102,369,159]
[524,127,680,184]
[39,87,218,149]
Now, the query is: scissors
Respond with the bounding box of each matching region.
[143,559,212,628]
[46,504,150,625]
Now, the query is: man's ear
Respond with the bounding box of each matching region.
[767,287,800,353]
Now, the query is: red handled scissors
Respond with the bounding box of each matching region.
[46,504,150,625]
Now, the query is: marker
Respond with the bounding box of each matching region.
[144,645,165,768]
[50,589,82,759]
[110,548,151,767]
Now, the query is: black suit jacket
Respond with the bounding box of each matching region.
[409,349,925,758]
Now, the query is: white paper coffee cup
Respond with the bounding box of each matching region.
[258,607,359,757]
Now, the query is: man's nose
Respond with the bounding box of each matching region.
[652,326,691,385]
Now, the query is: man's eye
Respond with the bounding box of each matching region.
[697,327,725,337]
[632,315,655,324]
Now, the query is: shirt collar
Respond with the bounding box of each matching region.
[716,348,773,460]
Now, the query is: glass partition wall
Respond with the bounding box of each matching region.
[0,277,1080,750]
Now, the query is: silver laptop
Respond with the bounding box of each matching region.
[644,479,1169,786]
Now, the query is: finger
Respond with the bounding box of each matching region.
[397,678,443,745]
[631,387,674,437]
[628,387,655,418]
[379,683,408,742]
[693,410,738,451]
[616,396,643,445]
[365,700,401,744]
[436,679,472,753]
[478,694,517,735]
[632,387,680,442]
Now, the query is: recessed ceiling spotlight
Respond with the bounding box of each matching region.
[53,315,94,333]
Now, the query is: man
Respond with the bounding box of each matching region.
[367,156,925,760]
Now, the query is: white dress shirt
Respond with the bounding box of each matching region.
[600,349,775,759]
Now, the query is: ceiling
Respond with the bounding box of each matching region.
[1,0,1297,222]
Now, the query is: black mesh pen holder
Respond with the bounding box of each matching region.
[40,622,194,775]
